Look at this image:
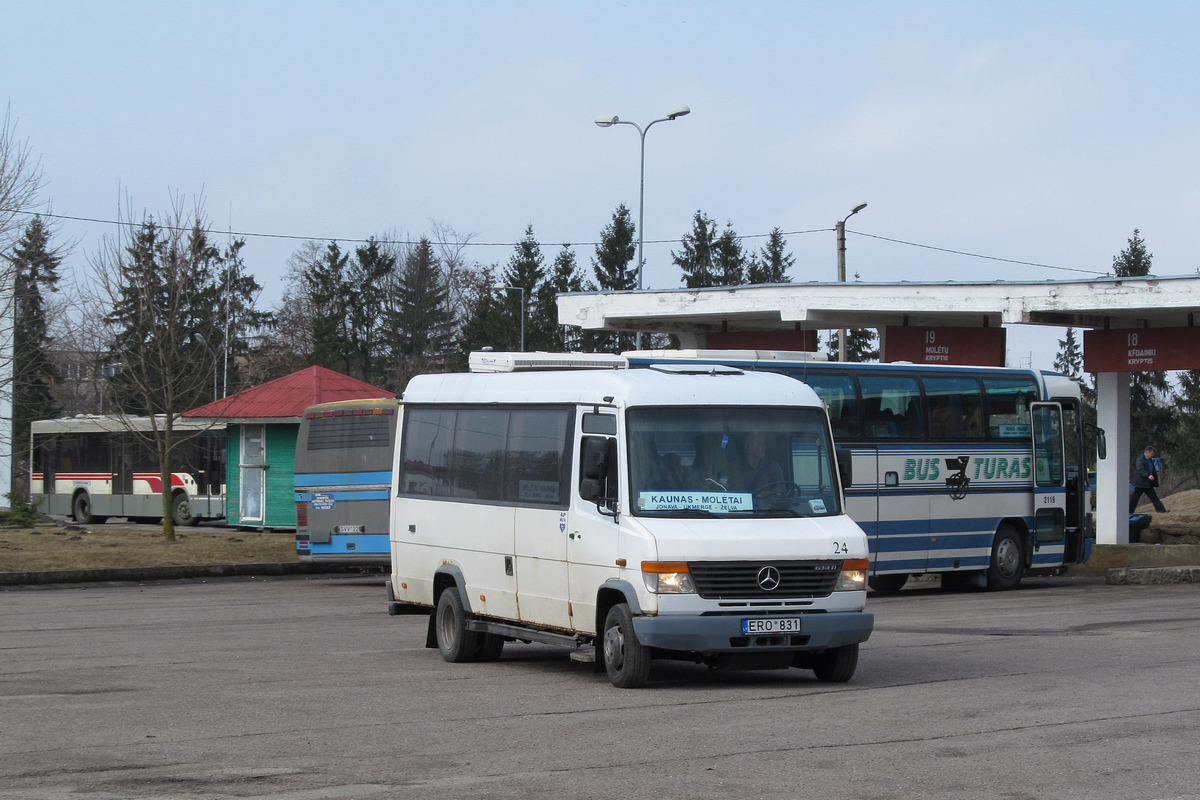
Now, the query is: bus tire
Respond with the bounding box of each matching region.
[987,524,1024,591]
[602,603,651,688]
[868,574,909,593]
[72,492,106,525]
[435,586,480,663]
[812,643,859,682]
[171,492,198,526]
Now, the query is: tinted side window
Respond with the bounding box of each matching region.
[803,373,859,439]
[924,377,985,439]
[860,375,923,439]
[399,406,571,507]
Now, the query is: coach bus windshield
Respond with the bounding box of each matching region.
[628,406,841,518]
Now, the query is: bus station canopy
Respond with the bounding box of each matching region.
[557,274,1200,547]
[558,275,1200,339]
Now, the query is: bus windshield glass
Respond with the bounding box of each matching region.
[628,406,840,518]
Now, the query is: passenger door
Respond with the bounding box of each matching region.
[1030,403,1067,549]
[566,410,620,636]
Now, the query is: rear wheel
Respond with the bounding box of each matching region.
[435,587,480,663]
[987,524,1024,591]
[602,603,651,688]
[812,643,859,682]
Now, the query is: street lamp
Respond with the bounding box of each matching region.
[191,332,220,401]
[595,104,691,349]
[836,202,868,362]
[493,283,525,352]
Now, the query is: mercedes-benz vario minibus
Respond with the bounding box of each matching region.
[386,353,873,688]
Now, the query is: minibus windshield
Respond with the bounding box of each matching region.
[627,406,841,518]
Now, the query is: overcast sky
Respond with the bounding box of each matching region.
[4,0,1198,369]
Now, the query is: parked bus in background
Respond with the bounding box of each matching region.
[294,398,398,565]
[30,416,226,525]
[625,350,1105,592]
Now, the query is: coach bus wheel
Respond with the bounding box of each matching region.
[812,643,859,683]
[602,603,651,688]
[986,524,1024,591]
[867,574,909,593]
[435,586,480,663]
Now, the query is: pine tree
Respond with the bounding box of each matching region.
[502,225,548,351]
[10,216,62,460]
[346,237,398,385]
[303,242,352,374]
[455,265,512,364]
[674,211,719,289]
[712,222,746,286]
[746,228,794,284]
[544,245,587,352]
[394,237,452,386]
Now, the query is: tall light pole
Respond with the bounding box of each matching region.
[493,283,525,352]
[595,104,691,349]
[836,202,868,362]
[191,332,220,401]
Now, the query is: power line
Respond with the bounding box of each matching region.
[4,206,1102,275]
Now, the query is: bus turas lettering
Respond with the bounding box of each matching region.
[972,456,1032,480]
[902,458,941,481]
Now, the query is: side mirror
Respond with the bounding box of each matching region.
[1088,424,1108,460]
[836,447,853,489]
[580,436,611,505]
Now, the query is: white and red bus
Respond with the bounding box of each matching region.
[31,416,226,525]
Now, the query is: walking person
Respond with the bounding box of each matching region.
[1130,445,1168,513]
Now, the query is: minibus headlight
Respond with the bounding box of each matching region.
[641,562,696,594]
[835,559,870,592]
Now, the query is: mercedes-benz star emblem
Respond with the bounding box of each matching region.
[756,565,781,591]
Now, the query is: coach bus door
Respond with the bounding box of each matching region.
[111,434,133,518]
[1030,403,1067,552]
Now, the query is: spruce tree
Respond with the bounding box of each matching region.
[346,237,398,385]
[394,237,452,385]
[544,245,587,352]
[674,211,719,289]
[712,222,746,286]
[303,242,352,374]
[502,225,548,351]
[10,216,62,457]
[589,206,638,353]
[746,228,795,284]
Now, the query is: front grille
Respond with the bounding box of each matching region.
[689,561,840,599]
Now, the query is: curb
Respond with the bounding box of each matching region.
[0,562,355,587]
[1106,566,1200,585]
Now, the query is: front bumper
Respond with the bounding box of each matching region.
[632,611,873,653]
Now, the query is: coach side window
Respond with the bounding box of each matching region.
[804,373,859,439]
[859,376,922,439]
[924,377,985,439]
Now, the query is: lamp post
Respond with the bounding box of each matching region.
[595,104,691,349]
[836,202,868,362]
[493,283,525,352]
[191,333,219,402]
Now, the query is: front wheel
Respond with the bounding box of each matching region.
[986,524,1024,591]
[72,493,106,524]
[434,587,480,663]
[812,643,859,682]
[171,493,198,526]
[602,603,651,688]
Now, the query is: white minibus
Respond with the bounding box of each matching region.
[386,353,873,688]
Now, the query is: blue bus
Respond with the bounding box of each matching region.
[294,398,398,565]
[625,350,1101,591]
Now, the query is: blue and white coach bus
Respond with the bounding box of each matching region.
[625,350,1104,591]
[294,398,398,565]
